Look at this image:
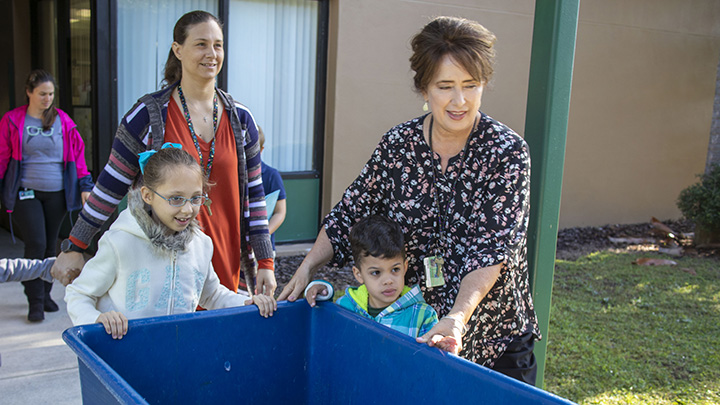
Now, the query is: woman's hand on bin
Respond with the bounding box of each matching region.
[278,229,334,302]
[417,317,463,355]
[277,267,312,302]
[430,334,460,354]
[97,311,128,339]
[245,294,277,318]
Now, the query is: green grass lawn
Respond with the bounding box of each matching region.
[544,251,720,404]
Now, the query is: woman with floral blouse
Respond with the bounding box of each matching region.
[279,16,540,384]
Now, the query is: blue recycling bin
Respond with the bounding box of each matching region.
[63,301,575,404]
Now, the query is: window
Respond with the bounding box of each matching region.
[117,0,322,174]
[116,0,219,118]
[111,0,326,241]
[226,0,320,173]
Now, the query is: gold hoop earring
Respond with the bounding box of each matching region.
[423,101,429,112]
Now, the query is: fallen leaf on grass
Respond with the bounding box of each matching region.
[632,258,678,266]
[680,268,697,275]
[651,217,679,240]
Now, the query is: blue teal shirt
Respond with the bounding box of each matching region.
[336,284,438,338]
[261,161,286,249]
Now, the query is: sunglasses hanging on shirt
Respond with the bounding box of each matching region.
[26,126,54,136]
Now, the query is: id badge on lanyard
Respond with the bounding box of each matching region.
[423,115,475,290]
[19,189,35,200]
[424,255,445,288]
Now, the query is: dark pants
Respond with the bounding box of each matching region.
[491,332,538,386]
[12,190,66,309]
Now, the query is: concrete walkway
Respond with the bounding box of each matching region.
[0,229,81,404]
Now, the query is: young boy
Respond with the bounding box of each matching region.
[258,126,286,252]
[305,215,457,352]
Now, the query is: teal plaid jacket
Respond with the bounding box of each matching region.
[336,284,438,338]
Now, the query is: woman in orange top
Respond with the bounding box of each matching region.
[52,11,276,300]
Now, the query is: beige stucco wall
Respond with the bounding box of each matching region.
[562,0,720,227]
[324,0,720,228]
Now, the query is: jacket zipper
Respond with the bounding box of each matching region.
[168,251,177,314]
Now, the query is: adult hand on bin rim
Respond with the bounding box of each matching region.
[417,316,463,355]
[417,262,503,354]
[52,251,86,286]
[277,229,334,302]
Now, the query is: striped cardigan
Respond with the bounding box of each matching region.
[69,83,273,273]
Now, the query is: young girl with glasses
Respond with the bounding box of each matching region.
[0,69,94,322]
[65,144,275,339]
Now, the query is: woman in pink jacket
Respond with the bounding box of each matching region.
[0,69,94,322]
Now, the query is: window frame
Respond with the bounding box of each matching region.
[93,0,327,180]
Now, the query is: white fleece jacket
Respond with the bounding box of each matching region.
[65,189,249,326]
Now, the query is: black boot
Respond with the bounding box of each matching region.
[44,280,59,312]
[22,278,45,322]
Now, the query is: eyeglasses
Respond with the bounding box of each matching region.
[147,187,206,207]
[27,126,54,137]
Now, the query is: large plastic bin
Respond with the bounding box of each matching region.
[63,301,575,404]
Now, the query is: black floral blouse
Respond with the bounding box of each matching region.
[323,113,541,367]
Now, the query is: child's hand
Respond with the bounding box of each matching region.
[96,311,128,339]
[302,280,334,307]
[304,284,328,307]
[245,294,277,318]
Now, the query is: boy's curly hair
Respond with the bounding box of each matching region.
[350,215,406,267]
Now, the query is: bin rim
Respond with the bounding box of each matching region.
[63,326,149,404]
[61,304,266,404]
[311,302,576,404]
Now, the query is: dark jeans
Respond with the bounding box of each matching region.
[12,189,66,306]
[491,332,538,386]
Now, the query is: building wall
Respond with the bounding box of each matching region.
[562,0,720,227]
[324,0,720,228]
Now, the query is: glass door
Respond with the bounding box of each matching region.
[69,0,93,170]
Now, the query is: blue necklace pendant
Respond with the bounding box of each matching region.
[177,85,218,178]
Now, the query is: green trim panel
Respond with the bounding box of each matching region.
[274,178,320,242]
[524,0,580,388]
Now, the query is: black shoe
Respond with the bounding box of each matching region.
[28,303,45,322]
[44,297,59,312]
[23,278,46,322]
[43,281,59,312]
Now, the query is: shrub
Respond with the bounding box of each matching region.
[677,164,720,229]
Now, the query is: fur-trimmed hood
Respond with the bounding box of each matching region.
[124,187,200,254]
